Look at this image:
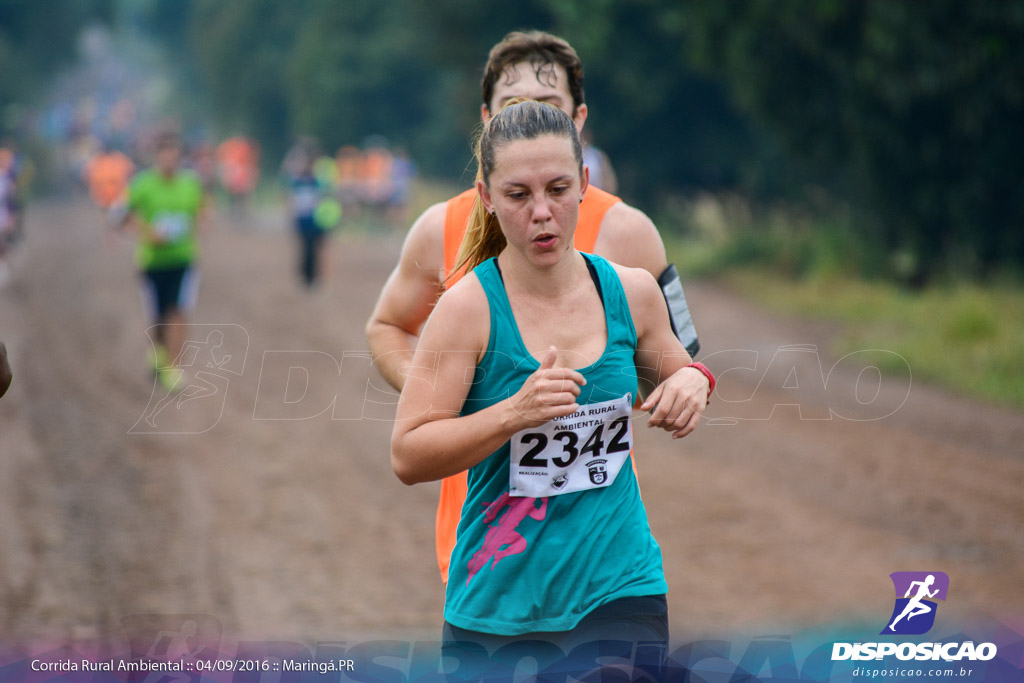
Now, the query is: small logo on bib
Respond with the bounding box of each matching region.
[552,474,568,490]
[588,460,607,485]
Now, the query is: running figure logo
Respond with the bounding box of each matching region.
[881,571,949,635]
[466,493,547,585]
[121,613,222,682]
[131,324,248,434]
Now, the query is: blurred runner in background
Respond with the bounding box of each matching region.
[360,138,395,223]
[216,135,259,214]
[83,141,135,226]
[188,140,219,195]
[335,145,362,220]
[387,146,417,227]
[0,139,32,287]
[0,138,32,247]
[117,128,207,390]
[282,137,339,289]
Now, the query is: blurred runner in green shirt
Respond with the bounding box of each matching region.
[119,130,206,390]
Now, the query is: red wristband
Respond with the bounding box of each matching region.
[685,362,715,396]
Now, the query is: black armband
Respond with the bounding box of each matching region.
[657,263,700,357]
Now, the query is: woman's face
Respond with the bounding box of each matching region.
[478,133,588,266]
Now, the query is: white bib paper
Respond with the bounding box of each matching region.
[509,393,633,498]
[293,186,320,214]
[152,211,190,243]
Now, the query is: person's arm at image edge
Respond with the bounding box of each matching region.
[0,341,13,398]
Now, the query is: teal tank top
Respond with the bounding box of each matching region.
[444,253,667,635]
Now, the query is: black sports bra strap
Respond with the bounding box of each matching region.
[583,254,604,303]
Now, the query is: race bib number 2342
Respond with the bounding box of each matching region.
[509,393,633,498]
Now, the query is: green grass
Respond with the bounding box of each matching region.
[659,193,1024,409]
[669,240,1024,409]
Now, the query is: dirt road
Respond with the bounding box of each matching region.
[1,199,1022,649]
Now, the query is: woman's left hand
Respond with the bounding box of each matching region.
[640,366,709,439]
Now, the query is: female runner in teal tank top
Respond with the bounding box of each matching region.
[390,101,714,673]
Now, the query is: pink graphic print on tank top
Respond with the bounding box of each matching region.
[466,493,547,585]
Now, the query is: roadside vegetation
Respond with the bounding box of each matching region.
[664,195,1024,409]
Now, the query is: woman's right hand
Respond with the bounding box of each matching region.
[507,346,586,428]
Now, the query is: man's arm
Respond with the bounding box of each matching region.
[365,202,448,391]
[594,202,701,356]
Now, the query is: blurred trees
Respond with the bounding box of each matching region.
[16,0,1024,280]
[683,0,1024,281]
[0,0,113,124]
[286,1,439,168]
[431,1,1023,281]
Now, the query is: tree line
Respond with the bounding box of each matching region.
[5,0,1022,282]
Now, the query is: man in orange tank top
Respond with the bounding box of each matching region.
[366,30,702,584]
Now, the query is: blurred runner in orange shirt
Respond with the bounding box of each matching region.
[216,136,260,211]
[84,145,135,210]
[335,145,362,218]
